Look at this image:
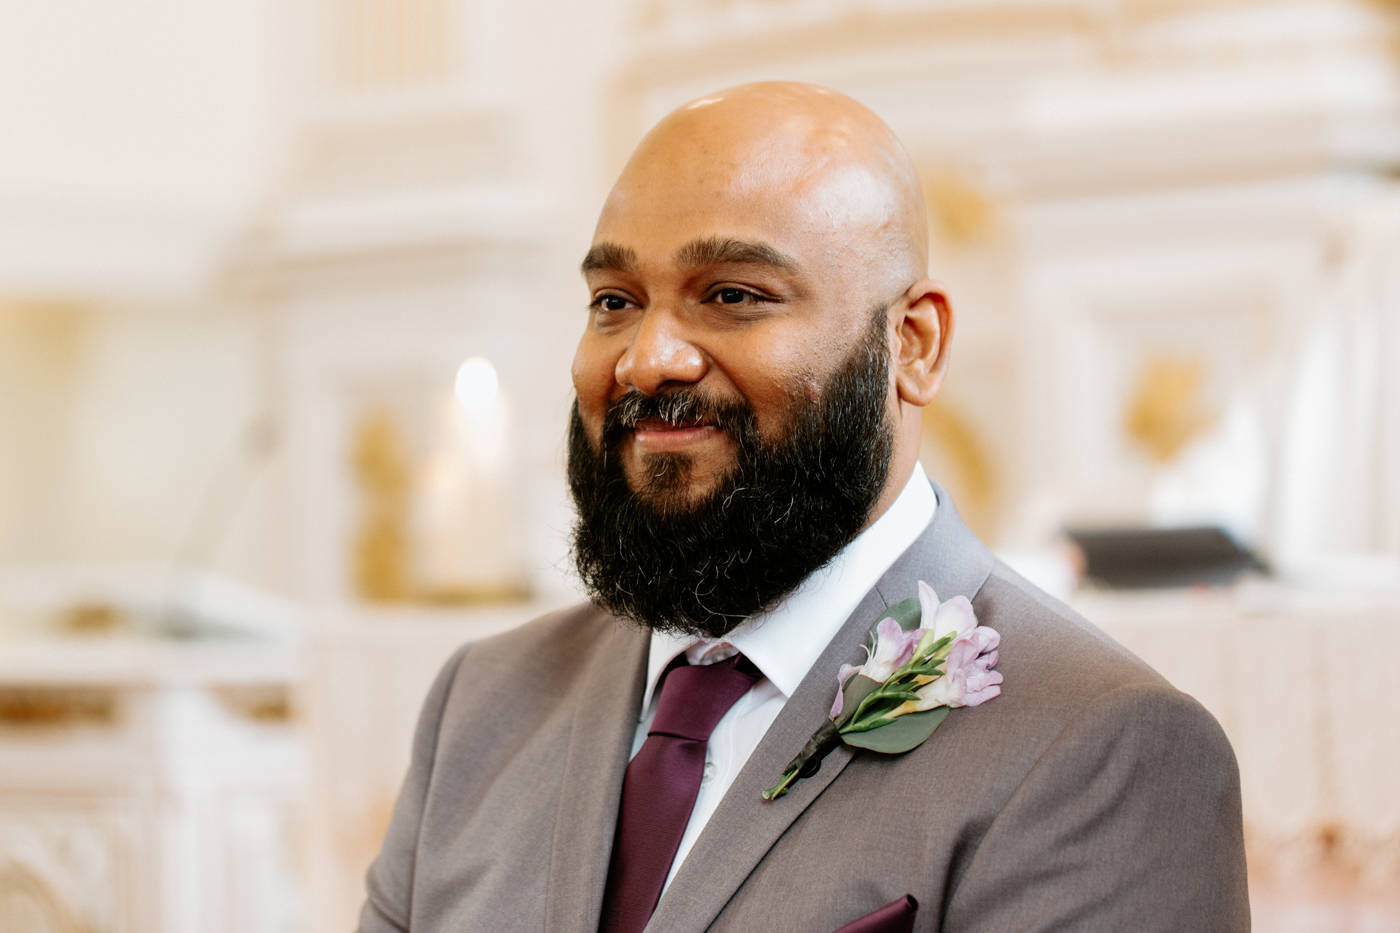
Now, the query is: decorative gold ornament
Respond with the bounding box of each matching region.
[921,397,998,541]
[1123,356,1216,463]
[213,685,295,724]
[920,165,998,246]
[0,687,117,728]
[57,603,124,636]
[351,409,412,601]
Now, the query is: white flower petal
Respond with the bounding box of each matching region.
[917,580,941,630]
[932,594,977,641]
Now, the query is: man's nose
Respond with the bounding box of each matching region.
[614,309,706,395]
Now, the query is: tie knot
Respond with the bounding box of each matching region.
[649,656,760,742]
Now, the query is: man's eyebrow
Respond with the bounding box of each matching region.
[580,243,637,275]
[675,236,801,273]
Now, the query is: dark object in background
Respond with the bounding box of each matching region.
[1067,526,1269,589]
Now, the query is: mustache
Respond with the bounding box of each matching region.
[602,388,755,445]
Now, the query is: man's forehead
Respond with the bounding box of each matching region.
[580,236,802,277]
[588,82,928,292]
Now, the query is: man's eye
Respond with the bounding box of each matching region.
[717,288,748,304]
[594,295,631,312]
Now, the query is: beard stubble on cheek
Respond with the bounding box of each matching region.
[567,308,896,638]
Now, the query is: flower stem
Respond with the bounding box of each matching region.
[762,719,841,801]
[840,714,898,734]
[762,768,801,801]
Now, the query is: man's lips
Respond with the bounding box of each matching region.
[629,418,722,453]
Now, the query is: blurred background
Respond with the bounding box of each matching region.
[2,0,1399,930]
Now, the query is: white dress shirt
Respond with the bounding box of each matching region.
[632,464,938,892]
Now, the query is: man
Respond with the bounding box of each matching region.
[359,83,1249,933]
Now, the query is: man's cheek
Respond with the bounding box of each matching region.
[577,403,609,451]
[750,398,807,445]
[571,350,619,428]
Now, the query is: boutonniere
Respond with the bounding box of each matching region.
[763,581,1003,800]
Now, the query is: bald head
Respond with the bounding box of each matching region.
[573,81,953,531]
[597,82,929,305]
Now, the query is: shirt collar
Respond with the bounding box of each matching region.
[640,463,938,716]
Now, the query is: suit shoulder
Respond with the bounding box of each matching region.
[927,564,1240,821]
[973,562,1174,716]
[1067,678,1236,766]
[943,675,1247,931]
[440,599,629,705]
[466,599,615,661]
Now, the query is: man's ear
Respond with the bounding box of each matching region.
[892,279,954,406]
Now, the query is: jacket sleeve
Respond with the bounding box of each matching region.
[357,644,472,933]
[942,683,1250,933]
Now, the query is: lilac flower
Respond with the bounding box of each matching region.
[830,663,862,718]
[912,581,976,659]
[906,624,1002,711]
[829,617,920,718]
[894,581,1002,713]
[864,617,922,681]
[963,647,1003,706]
[831,582,1003,722]
[845,616,921,686]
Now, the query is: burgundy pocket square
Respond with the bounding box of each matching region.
[831,894,918,933]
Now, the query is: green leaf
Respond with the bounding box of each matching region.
[883,595,923,631]
[841,706,951,754]
[834,674,883,728]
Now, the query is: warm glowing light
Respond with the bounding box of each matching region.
[454,357,499,411]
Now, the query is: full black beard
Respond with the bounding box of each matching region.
[567,312,895,637]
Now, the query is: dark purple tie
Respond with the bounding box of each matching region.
[599,654,761,933]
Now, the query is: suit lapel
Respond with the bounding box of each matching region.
[544,615,650,933]
[646,485,995,933]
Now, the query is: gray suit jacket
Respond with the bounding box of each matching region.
[359,493,1249,932]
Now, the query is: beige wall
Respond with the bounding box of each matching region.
[0,301,281,576]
